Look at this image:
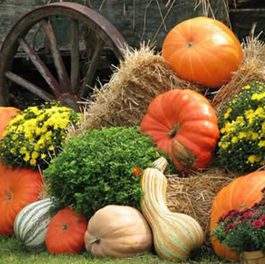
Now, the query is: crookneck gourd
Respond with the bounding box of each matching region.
[141,157,204,260]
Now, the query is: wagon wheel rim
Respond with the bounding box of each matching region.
[0,2,127,110]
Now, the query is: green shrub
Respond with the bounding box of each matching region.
[44,127,166,218]
[218,81,265,172]
[0,102,81,169]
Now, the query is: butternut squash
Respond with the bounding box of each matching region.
[141,157,204,260]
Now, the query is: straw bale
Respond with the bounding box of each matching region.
[212,35,265,111]
[69,45,197,138]
[166,167,235,236]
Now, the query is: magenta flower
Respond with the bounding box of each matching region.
[252,219,264,229]
[242,209,254,219]
[226,222,236,231]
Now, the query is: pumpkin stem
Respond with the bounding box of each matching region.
[152,157,168,173]
[62,224,68,231]
[188,42,193,48]
[90,237,101,245]
[172,140,196,168]
[5,191,13,202]
[168,124,180,138]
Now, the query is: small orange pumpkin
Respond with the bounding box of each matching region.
[45,208,87,254]
[210,171,265,261]
[141,89,219,170]
[0,107,20,139]
[162,17,243,88]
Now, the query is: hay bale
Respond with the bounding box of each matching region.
[212,35,265,111]
[69,45,195,138]
[166,167,236,236]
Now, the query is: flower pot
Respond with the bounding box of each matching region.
[240,250,265,264]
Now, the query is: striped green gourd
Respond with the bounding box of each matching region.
[141,157,204,260]
[14,198,53,251]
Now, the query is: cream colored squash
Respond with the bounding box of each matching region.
[141,157,204,260]
[84,205,152,258]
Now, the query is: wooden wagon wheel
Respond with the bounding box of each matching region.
[0,2,127,110]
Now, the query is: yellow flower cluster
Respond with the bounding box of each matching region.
[218,81,265,172]
[0,103,81,168]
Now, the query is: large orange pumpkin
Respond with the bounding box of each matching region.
[210,171,265,261]
[0,161,43,235]
[162,17,243,88]
[140,89,219,170]
[0,107,20,139]
[46,208,87,254]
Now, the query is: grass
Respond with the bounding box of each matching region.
[0,236,229,264]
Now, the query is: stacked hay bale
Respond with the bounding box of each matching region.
[167,168,237,234]
[69,45,197,138]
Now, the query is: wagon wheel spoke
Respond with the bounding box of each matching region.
[41,19,70,93]
[5,72,55,101]
[70,19,80,93]
[80,38,105,97]
[19,38,61,97]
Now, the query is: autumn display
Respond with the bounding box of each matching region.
[1,13,265,264]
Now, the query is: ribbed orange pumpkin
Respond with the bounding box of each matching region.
[46,208,87,254]
[210,171,265,261]
[0,161,43,235]
[162,17,243,88]
[140,89,219,170]
[0,107,20,139]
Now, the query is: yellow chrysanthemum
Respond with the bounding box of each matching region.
[224,108,232,119]
[243,84,251,90]
[0,103,81,168]
[251,92,265,101]
[218,141,230,150]
[247,155,261,164]
[258,140,265,147]
[231,137,238,143]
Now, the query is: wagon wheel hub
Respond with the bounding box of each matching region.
[57,93,80,112]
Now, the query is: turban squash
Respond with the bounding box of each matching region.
[140,89,219,170]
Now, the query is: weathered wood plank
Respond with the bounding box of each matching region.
[230,8,265,41]
[229,0,265,8]
[0,0,229,49]
[88,0,230,48]
[0,0,84,45]
[0,0,46,44]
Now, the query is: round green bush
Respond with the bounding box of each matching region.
[218,81,265,172]
[0,102,81,169]
[44,127,165,218]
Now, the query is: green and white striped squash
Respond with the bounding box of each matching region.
[141,157,205,260]
[14,198,53,251]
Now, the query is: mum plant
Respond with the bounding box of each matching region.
[212,197,265,254]
[44,127,168,218]
[0,102,81,169]
[218,81,265,172]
